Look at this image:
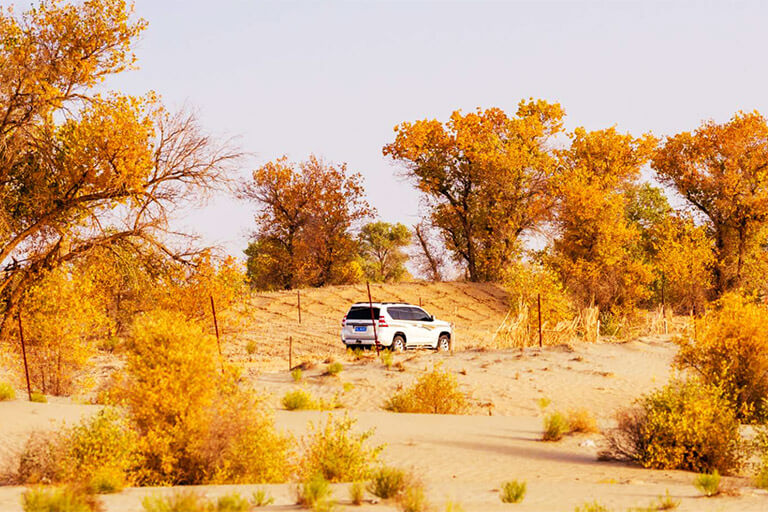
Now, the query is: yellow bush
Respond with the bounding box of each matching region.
[116,310,290,485]
[384,366,467,414]
[298,413,383,482]
[603,380,745,473]
[16,408,136,486]
[567,408,599,434]
[22,486,101,512]
[675,293,768,421]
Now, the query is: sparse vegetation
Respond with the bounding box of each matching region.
[251,489,274,507]
[368,466,408,499]
[603,380,744,473]
[213,493,252,512]
[384,366,467,414]
[325,362,343,376]
[397,482,431,512]
[349,481,365,505]
[566,408,598,434]
[30,392,47,403]
[296,473,335,511]
[86,467,126,494]
[499,480,526,503]
[542,411,568,441]
[246,340,258,355]
[694,471,721,497]
[22,486,101,512]
[381,350,394,370]
[299,413,382,482]
[574,501,610,512]
[292,368,303,382]
[283,389,319,410]
[142,491,210,512]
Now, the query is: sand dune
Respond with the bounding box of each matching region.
[2,336,767,511]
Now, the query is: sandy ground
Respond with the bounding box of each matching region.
[1,337,767,511]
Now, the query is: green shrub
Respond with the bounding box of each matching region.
[251,489,274,507]
[574,501,610,512]
[245,340,258,356]
[674,293,768,422]
[542,411,568,441]
[283,389,319,410]
[30,392,47,403]
[384,366,467,414]
[22,486,101,512]
[694,470,720,497]
[299,413,382,482]
[499,480,526,503]
[368,466,408,499]
[349,481,365,506]
[325,362,343,376]
[142,490,209,512]
[296,474,335,511]
[214,493,251,512]
[291,368,303,382]
[603,380,745,473]
[397,482,430,512]
[0,382,15,401]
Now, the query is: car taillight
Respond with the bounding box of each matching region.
[378,315,388,328]
[341,315,346,327]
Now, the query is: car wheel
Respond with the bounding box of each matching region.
[391,335,406,352]
[436,334,451,352]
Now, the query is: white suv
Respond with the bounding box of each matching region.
[341,302,452,352]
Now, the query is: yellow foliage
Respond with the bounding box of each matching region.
[10,267,113,395]
[604,380,744,473]
[675,293,768,421]
[115,309,290,485]
[298,413,383,482]
[385,366,468,414]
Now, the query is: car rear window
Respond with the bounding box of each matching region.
[346,306,379,320]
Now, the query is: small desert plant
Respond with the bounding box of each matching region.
[397,482,431,512]
[86,467,125,494]
[368,466,408,499]
[603,380,744,472]
[574,501,610,512]
[291,368,303,382]
[384,366,467,414]
[298,413,382,482]
[342,382,354,393]
[694,470,721,497]
[296,474,335,510]
[142,490,209,512]
[381,351,394,370]
[0,382,15,401]
[246,340,258,356]
[283,389,319,410]
[30,392,47,403]
[22,486,101,512]
[214,493,251,512]
[349,481,365,505]
[653,490,680,510]
[444,501,465,512]
[542,411,568,441]
[536,397,551,411]
[251,489,274,507]
[566,408,598,433]
[499,480,526,503]
[325,362,343,376]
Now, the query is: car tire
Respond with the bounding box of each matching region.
[391,335,406,352]
[436,334,451,352]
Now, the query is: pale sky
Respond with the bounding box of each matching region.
[14,0,768,256]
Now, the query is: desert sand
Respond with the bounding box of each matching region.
[2,334,767,511]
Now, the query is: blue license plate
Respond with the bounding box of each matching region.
[354,326,367,332]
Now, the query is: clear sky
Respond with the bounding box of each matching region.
[15,0,768,256]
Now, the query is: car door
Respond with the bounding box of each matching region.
[406,307,435,345]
